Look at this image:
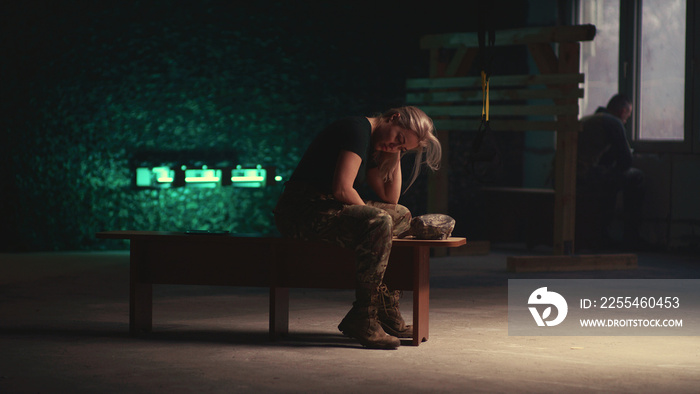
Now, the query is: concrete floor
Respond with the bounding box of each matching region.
[1,246,699,393]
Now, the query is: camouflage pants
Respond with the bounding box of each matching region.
[273,182,411,286]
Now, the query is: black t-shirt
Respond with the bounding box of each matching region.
[289,116,372,193]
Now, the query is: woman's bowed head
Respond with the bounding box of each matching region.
[331,106,441,206]
[367,106,442,190]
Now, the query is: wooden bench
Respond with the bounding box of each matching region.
[96,231,466,346]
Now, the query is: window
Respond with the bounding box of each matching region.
[579,0,620,118]
[577,0,695,151]
[638,0,686,141]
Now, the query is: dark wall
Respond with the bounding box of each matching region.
[1,0,531,251]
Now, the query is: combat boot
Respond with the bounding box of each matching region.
[377,284,413,338]
[338,286,400,349]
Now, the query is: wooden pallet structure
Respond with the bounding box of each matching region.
[406,25,637,271]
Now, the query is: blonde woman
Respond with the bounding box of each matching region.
[274,106,441,349]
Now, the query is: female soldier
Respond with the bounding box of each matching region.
[274,106,441,349]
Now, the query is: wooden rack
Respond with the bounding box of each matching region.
[406,25,595,257]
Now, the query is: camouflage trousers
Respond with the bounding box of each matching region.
[273,182,411,286]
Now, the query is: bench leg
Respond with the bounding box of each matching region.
[270,286,289,340]
[129,242,152,335]
[412,246,430,346]
[130,281,152,335]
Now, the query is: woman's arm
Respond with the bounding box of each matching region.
[367,153,402,204]
[332,150,366,205]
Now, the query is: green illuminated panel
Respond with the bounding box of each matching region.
[184,168,222,187]
[135,165,278,189]
[136,166,174,187]
[232,165,266,188]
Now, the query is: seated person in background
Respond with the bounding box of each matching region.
[577,94,645,248]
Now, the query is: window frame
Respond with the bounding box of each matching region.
[576,0,698,154]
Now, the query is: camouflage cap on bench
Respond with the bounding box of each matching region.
[397,214,455,240]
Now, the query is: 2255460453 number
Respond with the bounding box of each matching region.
[599,296,680,309]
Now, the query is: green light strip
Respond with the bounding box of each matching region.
[231,176,265,182]
[185,177,221,182]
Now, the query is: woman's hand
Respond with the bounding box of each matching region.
[367,152,402,204]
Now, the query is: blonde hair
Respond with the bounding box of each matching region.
[374,106,442,192]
